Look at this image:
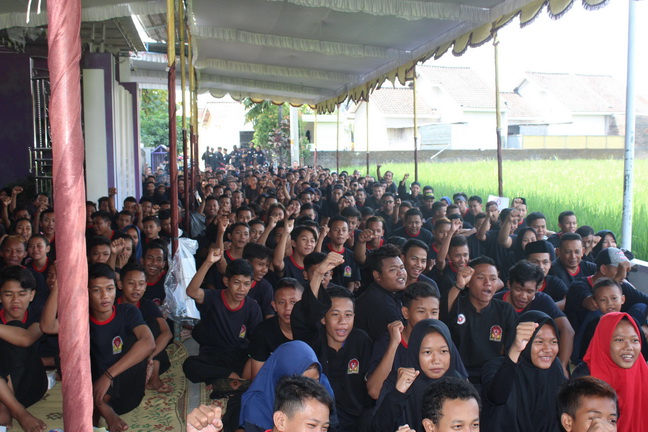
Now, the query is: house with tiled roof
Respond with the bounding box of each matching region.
[299,67,648,154]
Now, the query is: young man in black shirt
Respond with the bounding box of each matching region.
[118,264,172,393]
[524,240,568,309]
[392,208,434,246]
[547,210,578,247]
[0,266,48,431]
[440,256,517,388]
[355,244,407,341]
[41,263,155,432]
[549,233,596,285]
[291,253,373,432]
[247,277,303,379]
[183,253,262,385]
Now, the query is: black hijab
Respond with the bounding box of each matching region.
[377,319,467,432]
[482,311,566,432]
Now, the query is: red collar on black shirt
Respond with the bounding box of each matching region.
[90,306,116,325]
[327,244,344,254]
[289,255,304,270]
[568,266,581,277]
[147,271,167,286]
[31,257,49,273]
[0,309,28,324]
[503,292,525,313]
[587,275,595,287]
[221,290,245,312]
[366,238,384,251]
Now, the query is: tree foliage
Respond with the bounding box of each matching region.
[243,98,311,166]
[140,89,183,149]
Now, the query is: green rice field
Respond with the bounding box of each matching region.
[342,159,648,260]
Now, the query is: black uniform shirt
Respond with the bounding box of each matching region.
[89,304,145,376]
[440,294,516,384]
[247,316,291,362]
[196,289,262,352]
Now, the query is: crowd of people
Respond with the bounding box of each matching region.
[0,159,644,432]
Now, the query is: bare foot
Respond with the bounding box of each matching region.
[104,411,129,432]
[146,376,172,393]
[15,411,46,432]
[98,402,129,432]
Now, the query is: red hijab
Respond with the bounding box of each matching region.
[583,312,648,432]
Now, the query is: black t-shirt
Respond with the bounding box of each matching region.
[391,227,434,246]
[483,230,513,282]
[355,283,404,342]
[466,233,485,260]
[145,271,167,305]
[494,290,565,319]
[325,244,361,288]
[549,260,596,286]
[440,294,516,384]
[539,275,568,302]
[249,278,275,317]
[89,304,146,377]
[117,296,162,321]
[195,289,262,353]
[278,256,308,289]
[291,285,374,420]
[367,332,409,379]
[247,316,291,362]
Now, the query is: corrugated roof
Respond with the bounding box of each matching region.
[370,87,436,116]
[418,65,495,109]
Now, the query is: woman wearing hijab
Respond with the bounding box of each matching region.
[508,226,538,264]
[370,319,468,432]
[239,340,335,432]
[592,230,617,260]
[124,224,143,263]
[573,312,648,432]
[481,310,566,432]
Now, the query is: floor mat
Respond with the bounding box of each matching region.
[14,342,188,431]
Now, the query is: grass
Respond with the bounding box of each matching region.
[341,158,648,259]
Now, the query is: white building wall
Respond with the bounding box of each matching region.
[452,111,498,149]
[546,114,608,135]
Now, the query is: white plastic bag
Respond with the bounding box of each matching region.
[161,237,201,324]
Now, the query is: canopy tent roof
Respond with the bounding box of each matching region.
[0,0,608,112]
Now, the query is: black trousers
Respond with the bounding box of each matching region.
[182,349,248,384]
[0,321,47,408]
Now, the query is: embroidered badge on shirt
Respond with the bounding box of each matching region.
[489,325,502,342]
[344,266,352,278]
[457,314,466,325]
[112,336,123,354]
[239,324,247,339]
[347,358,359,374]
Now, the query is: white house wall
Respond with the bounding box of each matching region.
[546,114,608,136]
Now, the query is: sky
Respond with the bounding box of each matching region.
[430,0,648,94]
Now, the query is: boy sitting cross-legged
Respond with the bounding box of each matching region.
[118,263,173,393]
[0,266,48,432]
[183,250,262,391]
[40,263,155,432]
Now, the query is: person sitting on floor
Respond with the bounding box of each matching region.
[0,266,48,432]
[41,263,155,432]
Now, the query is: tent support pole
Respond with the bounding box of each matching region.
[413,66,419,183]
[47,0,93,428]
[494,35,504,197]
[621,0,637,250]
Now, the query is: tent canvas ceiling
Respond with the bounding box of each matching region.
[0,0,608,111]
